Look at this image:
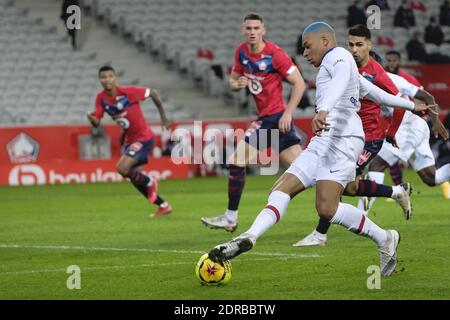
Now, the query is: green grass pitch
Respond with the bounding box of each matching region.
[0,170,449,299]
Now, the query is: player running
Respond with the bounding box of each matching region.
[201,13,306,232]
[207,22,403,276]
[294,24,414,247]
[383,50,450,198]
[87,65,172,218]
[364,72,449,212]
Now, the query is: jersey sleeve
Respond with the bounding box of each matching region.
[94,94,105,119]
[273,49,297,78]
[374,68,399,95]
[231,47,244,74]
[387,73,419,98]
[375,68,404,138]
[123,86,151,103]
[359,75,414,110]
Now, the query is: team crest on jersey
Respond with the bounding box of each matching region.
[101,95,132,115]
[258,61,267,71]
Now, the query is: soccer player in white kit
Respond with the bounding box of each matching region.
[207,22,402,276]
[365,72,450,212]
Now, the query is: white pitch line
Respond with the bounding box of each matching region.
[0,257,298,276]
[0,262,192,276]
[0,243,320,259]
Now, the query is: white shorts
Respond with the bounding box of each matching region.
[377,116,435,171]
[286,135,364,188]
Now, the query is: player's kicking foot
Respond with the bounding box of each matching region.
[379,229,400,276]
[392,182,412,220]
[150,203,172,218]
[147,177,159,203]
[292,230,327,247]
[208,233,256,263]
[201,214,238,232]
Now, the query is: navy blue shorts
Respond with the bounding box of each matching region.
[244,111,302,153]
[356,139,384,175]
[123,138,154,166]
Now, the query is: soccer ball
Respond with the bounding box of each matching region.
[195,253,232,285]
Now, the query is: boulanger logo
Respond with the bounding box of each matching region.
[9,164,46,186]
[7,165,174,186]
[6,133,40,163]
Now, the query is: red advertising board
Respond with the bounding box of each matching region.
[0,119,314,186]
[403,64,450,110]
[0,158,192,186]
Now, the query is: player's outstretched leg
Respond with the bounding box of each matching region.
[317,180,400,276]
[294,178,411,247]
[209,173,302,262]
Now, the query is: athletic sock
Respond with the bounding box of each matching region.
[315,217,331,235]
[227,165,246,211]
[389,163,403,185]
[153,195,166,207]
[127,169,151,198]
[246,191,291,239]
[435,164,450,185]
[356,179,392,197]
[225,209,238,222]
[330,202,387,247]
[367,171,386,210]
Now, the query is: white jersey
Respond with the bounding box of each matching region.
[385,72,420,125]
[315,47,364,138]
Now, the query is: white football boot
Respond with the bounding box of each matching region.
[379,229,400,276]
[201,214,238,232]
[292,230,327,247]
[392,183,412,220]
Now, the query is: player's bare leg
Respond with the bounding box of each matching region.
[417,164,450,187]
[116,155,171,217]
[209,172,304,263]
[279,144,302,168]
[201,140,258,231]
[317,180,400,276]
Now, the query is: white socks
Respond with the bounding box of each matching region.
[225,209,238,222]
[330,202,387,247]
[435,164,450,185]
[246,191,291,239]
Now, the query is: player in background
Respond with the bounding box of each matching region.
[201,13,306,232]
[364,72,449,212]
[384,50,450,199]
[294,25,412,247]
[207,22,403,276]
[87,65,172,218]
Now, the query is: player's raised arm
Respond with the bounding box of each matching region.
[148,88,170,129]
[358,75,436,114]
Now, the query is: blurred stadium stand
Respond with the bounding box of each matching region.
[0,0,448,127]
